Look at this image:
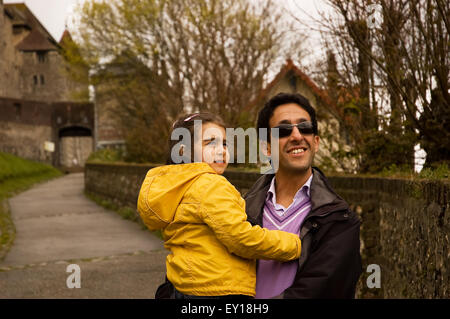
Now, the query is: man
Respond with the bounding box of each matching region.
[245,92,362,299]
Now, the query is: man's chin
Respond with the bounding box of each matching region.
[281,160,312,174]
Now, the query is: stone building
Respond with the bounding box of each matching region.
[0,1,94,170]
[94,80,126,150]
[246,59,356,172]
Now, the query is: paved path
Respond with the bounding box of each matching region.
[0,173,168,298]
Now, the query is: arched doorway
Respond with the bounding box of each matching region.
[58,126,93,171]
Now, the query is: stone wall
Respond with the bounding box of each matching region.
[0,3,22,99]
[85,162,450,298]
[94,82,126,149]
[0,97,54,164]
[0,121,53,163]
[0,97,94,167]
[330,177,449,299]
[85,163,153,208]
[18,50,84,103]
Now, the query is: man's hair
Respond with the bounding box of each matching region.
[256,92,318,140]
[166,112,227,164]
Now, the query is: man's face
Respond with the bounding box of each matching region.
[267,103,320,174]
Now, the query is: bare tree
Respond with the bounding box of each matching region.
[290,0,449,171]
[64,0,307,162]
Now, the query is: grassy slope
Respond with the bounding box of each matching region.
[0,152,62,199]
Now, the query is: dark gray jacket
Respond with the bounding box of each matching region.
[244,167,363,298]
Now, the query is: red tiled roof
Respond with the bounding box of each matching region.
[244,59,337,112]
[16,30,57,51]
[59,29,72,45]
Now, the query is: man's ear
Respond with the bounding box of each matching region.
[314,135,320,152]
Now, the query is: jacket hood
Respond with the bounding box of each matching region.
[137,162,217,230]
[309,167,349,214]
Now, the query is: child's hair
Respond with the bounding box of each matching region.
[166,112,227,164]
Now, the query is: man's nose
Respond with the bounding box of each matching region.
[289,126,305,140]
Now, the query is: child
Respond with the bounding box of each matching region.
[137,112,301,298]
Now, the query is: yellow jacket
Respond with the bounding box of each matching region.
[137,162,301,297]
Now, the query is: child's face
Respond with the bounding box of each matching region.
[195,122,229,174]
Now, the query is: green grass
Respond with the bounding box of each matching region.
[0,152,63,261]
[86,148,125,163]
[0,201,14,249]
[417,163,450,180]
[375,163,450,180]
[0,152,63,200]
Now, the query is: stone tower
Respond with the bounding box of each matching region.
[0,2,85,102]
[0,2,94,170]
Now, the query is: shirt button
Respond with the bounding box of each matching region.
[312,222,318,228]
[343,213,349,218]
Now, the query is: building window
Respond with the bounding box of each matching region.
[14,103,21,119]
[33,75,38,85]
[37,51,47,63]
[40,75,45,85]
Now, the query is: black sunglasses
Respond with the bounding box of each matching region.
[272,121,315,138]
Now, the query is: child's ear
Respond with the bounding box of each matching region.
[179,144,185,156]
[179,144,192,163]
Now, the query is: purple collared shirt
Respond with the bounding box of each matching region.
[255,173,313,299]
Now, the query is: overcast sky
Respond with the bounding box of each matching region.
[2,0,426,169]
[4,0,332,43]
[4,0,79,41]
